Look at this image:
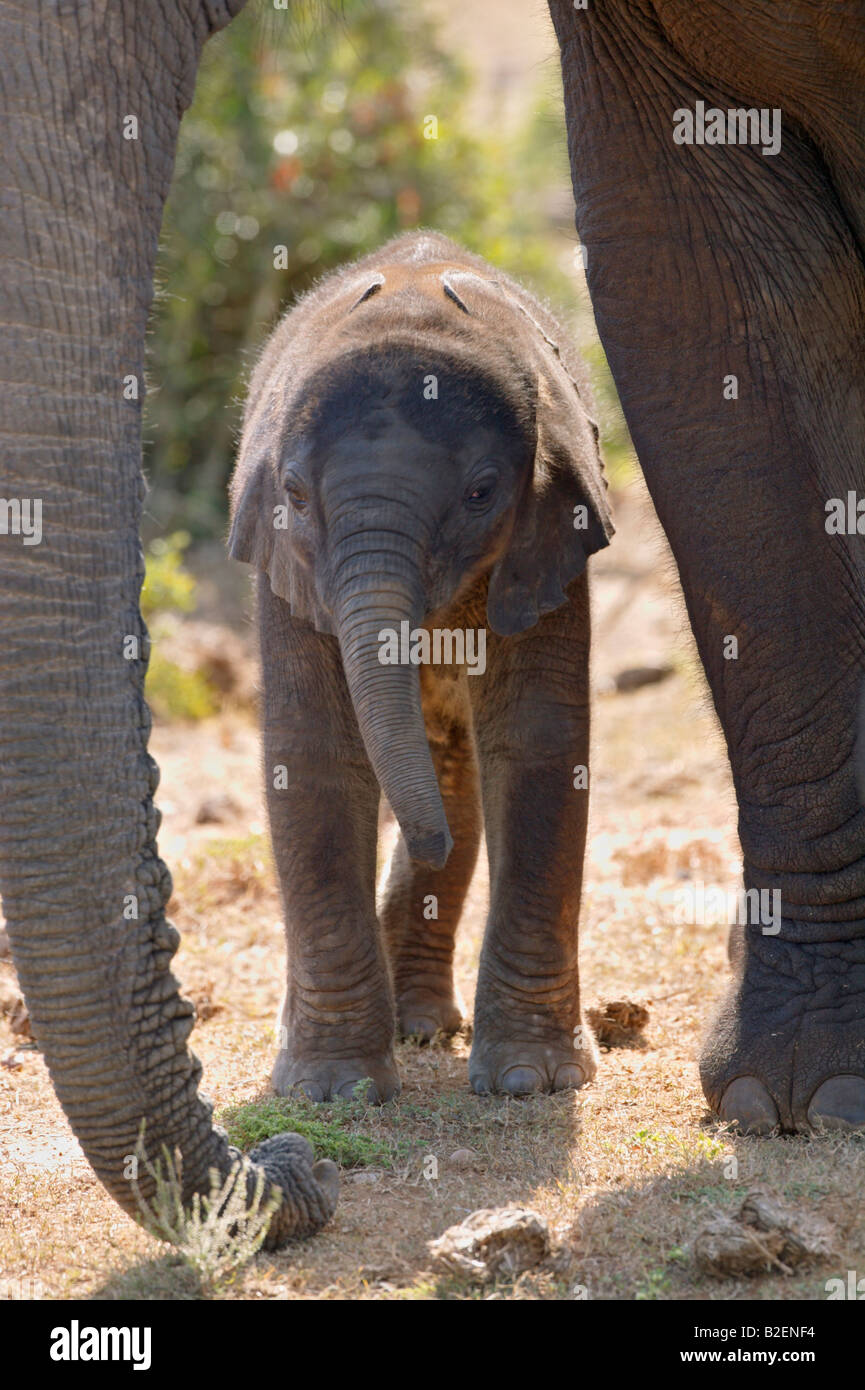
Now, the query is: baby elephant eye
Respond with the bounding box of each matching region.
[283,466,308,512]
[463,472,498,508]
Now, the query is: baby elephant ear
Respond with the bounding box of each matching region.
[227,452,333,634]
[487,358,614,638]
[227,453,271,570]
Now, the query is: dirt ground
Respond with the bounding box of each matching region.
[2,472,864,1302]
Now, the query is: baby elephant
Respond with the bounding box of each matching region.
[229,231,613,1103]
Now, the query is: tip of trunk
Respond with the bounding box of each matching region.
[403,823,454,870]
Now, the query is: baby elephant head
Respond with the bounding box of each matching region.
[229,243,613,867]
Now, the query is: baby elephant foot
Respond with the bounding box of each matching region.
[700,934,865,1133]
[272,1047,400,1104]
[396,988,463,1043]
[469,1012,598,1096]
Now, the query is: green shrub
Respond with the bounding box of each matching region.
[132,1130,278,1288]
[141,532,219,721]
[220,1095,392,1169]
[141,531,198,621]
[145,651,219,723]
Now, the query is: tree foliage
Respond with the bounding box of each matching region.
[145,0,628,535]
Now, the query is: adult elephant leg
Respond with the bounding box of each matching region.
[0,0,336,1241]
[550,0,865,1131]
[379,670,482,1042]
[260,581,400,1105]
[468,577,598,1095]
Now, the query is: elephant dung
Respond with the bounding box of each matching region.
[694,1187,835,1277]
[585,998,650,1048]
[428,1207,549,1283]
[740,1188,836,1264]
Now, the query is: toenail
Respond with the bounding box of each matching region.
[299,1082,325,1103]
[404,1016,437,1039]
[718,1076,779,1134]
[501,1065,545,1095]
[336,1078,367,1101]
[554,1063,586,1090]
[807,1075,865,1131]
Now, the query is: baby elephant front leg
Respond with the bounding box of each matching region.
[260,582,399,1103]
[468,578,598,1095]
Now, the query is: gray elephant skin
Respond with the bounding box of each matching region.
[2,0,864,1251]
[228,231,613,1104]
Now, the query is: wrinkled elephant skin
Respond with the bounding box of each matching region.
[549,0,865,1131]
[0,0,336,1247]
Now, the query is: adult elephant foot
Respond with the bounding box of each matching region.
[272,1046,401,1104]
[700,935,865,1133]
[469,1009,598,1096]
[396,987,463,1043]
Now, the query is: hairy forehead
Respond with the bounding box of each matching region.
[317,405,512,471]
[280,348,534,455]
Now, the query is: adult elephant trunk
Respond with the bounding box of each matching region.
[0,0,335,1245]
[334,580,453,870]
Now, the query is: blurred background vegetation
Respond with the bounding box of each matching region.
[144,0,631,544]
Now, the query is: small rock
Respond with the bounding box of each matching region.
[586,999,649,1048]
[428,1207,549,1283]
[449,1148,481,1170]
[195,793,242,825]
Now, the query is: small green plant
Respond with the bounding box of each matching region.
[634,1246,687,1300]
[631,1128,727,1161]
[634,1266,671,1300]
[220,1095,392,1168]
[132,1130,279,1289]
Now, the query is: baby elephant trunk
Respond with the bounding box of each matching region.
[334,590,453,869]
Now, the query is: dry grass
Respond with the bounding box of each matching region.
[2,482,863,1301]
